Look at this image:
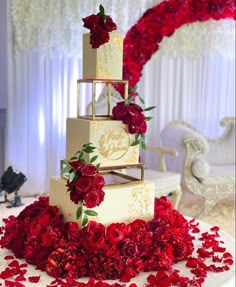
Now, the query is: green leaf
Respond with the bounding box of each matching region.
[140,134,146,141]
[135,133,140,140]
[76,206,82,219]
[84,209,98,216]
[131,140,140,146]
[143,106,156,112]
[145,116,153,121]
[69,171,76,183]
[82,214,89,226]
[125,97,133,105]
[141,141,146,150]
[138,96,145,105]
[96,163,101,168]
[79,152,84,160]
[90,155,98,163]
[61,164,71,175]
[99,4,105,15]
[70,156,78,161]
[84,147,96,153]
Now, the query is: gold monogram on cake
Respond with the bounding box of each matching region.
[98,127,130,160]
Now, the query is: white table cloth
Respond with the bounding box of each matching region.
[0,198,235,287]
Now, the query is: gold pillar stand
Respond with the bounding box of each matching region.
[77,79,128,120]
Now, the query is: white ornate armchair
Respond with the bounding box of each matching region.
[160,117,235,216]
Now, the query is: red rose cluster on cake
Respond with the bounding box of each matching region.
[66,160,105,208]
[112,101,147,135]
[82,4,117,48]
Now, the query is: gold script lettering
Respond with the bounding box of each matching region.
[98,128,129,160]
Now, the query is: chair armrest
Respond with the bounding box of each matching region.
[184,136,209,160]
[146,146,178,172]
[183,136,209,185]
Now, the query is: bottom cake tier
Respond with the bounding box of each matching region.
[49,177,155,227]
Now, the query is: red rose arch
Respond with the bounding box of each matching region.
[120,0,235,96]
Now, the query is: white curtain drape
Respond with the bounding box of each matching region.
[138,51,235,169]
[3,0,235,195]
[6,51,81,195]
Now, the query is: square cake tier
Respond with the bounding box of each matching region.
[49,177,155,228]
[66,118,139,167]
[83,33,123,80]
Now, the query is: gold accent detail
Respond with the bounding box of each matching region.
[98,127,130,160]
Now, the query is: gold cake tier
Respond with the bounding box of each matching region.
[82,32,123,80]
[66,118,139,167]
[49,177,155,228]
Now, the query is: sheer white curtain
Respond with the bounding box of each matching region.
[138,51,235,169]
[6,52,80,195]
[3,0,235,195]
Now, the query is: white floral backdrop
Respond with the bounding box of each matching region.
[1,0,235,195]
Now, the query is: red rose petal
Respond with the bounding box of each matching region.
[210,226,220,232]
[223,252,233,258]
[15,274,26,281]
[223,258,234,265]
[28,275,41,283]
[8,260,20,268]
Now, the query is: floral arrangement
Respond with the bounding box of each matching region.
[122,0,235,90]
[82,4,117,48]
[0,197,234,287]
[112,94,155,150]
[61,144,105,226]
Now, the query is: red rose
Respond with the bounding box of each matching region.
[103,16,117,31]
[69,160,83,172]
[93,175,105,189]
[74,176,93,194]
[127,219,147,237]
[90,26,110,48]
[70,189,82,204]
[82,14,102,30]
[119,239,138,257]
[80,164,98,176]
[128,113,147,134]
[82,221,106,248]
[106,223,127,245]
[112,101,128,120]
[83,188,105,208]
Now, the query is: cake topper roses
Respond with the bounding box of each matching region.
[82,4,117,48]
[61,143,105,226]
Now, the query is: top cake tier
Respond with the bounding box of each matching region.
[82,33,123,80]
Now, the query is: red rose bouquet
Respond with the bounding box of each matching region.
[82,4,117,48]
[62,143,105,226]
[112,93,155,150]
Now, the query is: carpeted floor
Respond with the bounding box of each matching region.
[0,192,235,238]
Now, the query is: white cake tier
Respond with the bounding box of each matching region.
[49,177,155,228]
[83,32,123,80]
[66,118,139,167]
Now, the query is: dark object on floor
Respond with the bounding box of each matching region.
[0,166,27,207]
